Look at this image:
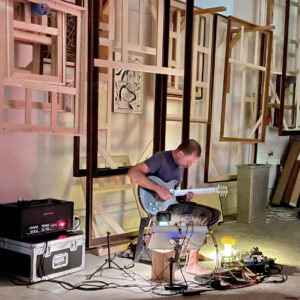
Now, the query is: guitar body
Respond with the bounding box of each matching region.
[138,176,179,215]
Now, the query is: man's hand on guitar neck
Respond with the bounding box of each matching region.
[155,185,173,201]
[175,186,194,203]
[186,186,194,202]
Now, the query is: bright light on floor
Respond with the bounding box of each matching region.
[224,244,233,257]
[208,251,222,260]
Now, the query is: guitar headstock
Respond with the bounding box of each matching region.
[216,185,228,197]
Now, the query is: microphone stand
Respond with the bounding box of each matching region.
[87,232,134,280]
[164,240,187,291]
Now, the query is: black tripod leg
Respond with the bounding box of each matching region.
[87,232,136,280]
[87,259,109,280]
[110,260,135,280]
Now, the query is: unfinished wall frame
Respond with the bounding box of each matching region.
[204,14,257,183]
[0,0,86,135]
[95,0,183,76]
[259,0,300,135]
[166,1,218,124]
[277,0,300,135]
[219,16,273,143]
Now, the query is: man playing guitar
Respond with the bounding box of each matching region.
[127,139,221,275]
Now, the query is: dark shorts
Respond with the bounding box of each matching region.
[167,202,221,228]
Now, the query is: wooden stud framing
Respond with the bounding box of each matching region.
[138,0,144,45]
[0,0,86,135]
[25,88,32,125]
[96,0,179,76]
[219,16,272,143]
[278,0,300,134]
[121,0,128,63]
[204,14,256,183]
[156,0,164,67]
[29,0,84,16]
[13,20,59,35]
[7,0,14,77]
[57,11,64,83]
[167,1,214,123]
[263,0,300,134]
[166,2,214,124]
[94,58,184,76]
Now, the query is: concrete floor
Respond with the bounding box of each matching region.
[0,207,300,300]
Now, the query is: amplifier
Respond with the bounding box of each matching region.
[0,198,73,240]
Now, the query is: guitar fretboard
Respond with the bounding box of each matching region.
[171,187,217,197]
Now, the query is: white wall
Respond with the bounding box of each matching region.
[0,132,85,209]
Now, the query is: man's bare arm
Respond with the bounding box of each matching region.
[127,163,172,201]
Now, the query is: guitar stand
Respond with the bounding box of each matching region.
[87,232,135,280]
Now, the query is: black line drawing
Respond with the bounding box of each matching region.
[113,55,143,113]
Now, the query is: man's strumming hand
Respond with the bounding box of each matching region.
[156,185,173,201]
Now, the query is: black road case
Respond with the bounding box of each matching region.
[0,232,85,283]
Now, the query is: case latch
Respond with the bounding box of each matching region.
[70,240,77,251]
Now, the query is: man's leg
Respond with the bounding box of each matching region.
[186,249,213,275]
[168,202,221,275]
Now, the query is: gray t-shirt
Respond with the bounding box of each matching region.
[144,151,184,185]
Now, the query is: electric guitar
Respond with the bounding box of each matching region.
[138,176,228,215]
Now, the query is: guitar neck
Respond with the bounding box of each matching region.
[173,187,217,197]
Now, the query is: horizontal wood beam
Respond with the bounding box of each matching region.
[29,0,84,16]
[268,103,296,109]
[1,124,80,135]
[194,6,226,16]
[14,29,52,45]
[231,25,275,33]
[99,38,157,55]
[229,58,266,71]
[94,59,184,76]
[93,184,132,193]
[230,16,257,28]
[14,20,58,35]
[220,136,263,143]
[4,78,77,94]
[75,167,131,178]
[166,115,209,123]
[4,99,64,111]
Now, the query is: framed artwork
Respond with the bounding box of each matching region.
[113,55,143,113]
